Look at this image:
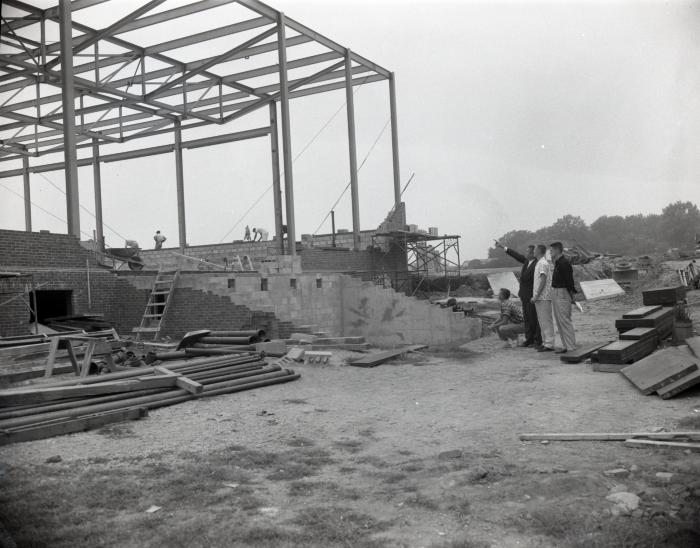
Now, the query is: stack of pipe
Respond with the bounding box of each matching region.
[148,329,269,362]
[0,352,299,445]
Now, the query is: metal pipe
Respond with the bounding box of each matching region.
[331,210,336,247]
[91,138,104,251]
[58,0,81,238]
[269,101,284,253]
[345,49,360,251]
[86,258,91,310]
[198,336,257,345]
[277,12,296,256]
[389,72,401,207]
[22,156,31,231]
[174,118,186,253]
[208,330,266,338]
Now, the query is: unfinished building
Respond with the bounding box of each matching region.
[0,0,480,346]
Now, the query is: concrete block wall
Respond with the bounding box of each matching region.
[340,277,483,346]
[121,271,482,346]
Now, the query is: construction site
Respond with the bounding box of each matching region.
[0,1,699,547]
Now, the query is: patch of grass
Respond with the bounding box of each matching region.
[285,436,315,447]
[404,492,440,511]
[677,414,700,430]
[445,498,472,519]
[96,423,136,439]
[354,455,390,468]
[283,398,308,405]
[511,503,700,548]
[380,472,407,484]
[290,506,393,546]
[266,463,318,481]
[288,480,338,497]
[333,438,364,453]
[430,540,491,548]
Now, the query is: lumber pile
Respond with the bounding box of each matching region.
[0,352,299,445]
[585,286,691,370]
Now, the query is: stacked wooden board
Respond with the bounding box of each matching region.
[0,352,300,445]
[614,306,674,340]
[620,336,700,399]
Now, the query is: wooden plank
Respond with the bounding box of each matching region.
[44,337,60,378]
[656,369,700,399]
[175,376,203,394]
[349,345,428,368]
[559,341,611,364]
[621,346,699,395]
[592,362,626,373]
[686,336,700,359]
[80,340,96,378]
[642,286,687,306]
[624,439,700,452]
[0,407,148,445]
[519,432,700,441]
[486,272,520,298]
[597,338,657,365]
[579,279,625,301]
[0,376,177,406]
[619,327,658,341]
[622,305,662,319]
[2,363,75,384]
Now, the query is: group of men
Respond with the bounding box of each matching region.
[491,241,577,354]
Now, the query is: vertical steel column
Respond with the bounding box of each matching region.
[277,13,296,256]
[174,119,186,253]
[269,102,284,253]
[345,49,361,251]
[58,0,81,238]
[22,156,31,232]
[389,72,401,207]
[91,139,104,251]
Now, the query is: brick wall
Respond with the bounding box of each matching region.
[0,229,100,269]
[300,244,407,274]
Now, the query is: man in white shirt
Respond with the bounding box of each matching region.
[531,244,554,352]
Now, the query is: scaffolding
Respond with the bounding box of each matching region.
[371,231,461,296]
[0,0,402,255]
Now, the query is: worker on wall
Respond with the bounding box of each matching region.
[253,227,269,242]
[153,230,167,250]
[244,225,251,241]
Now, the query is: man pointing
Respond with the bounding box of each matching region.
[494,240,542,348]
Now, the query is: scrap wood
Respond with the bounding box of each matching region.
[0,407,148,446]
[519,432,700,441]
[349,345,428,368]
[624,439,700,452]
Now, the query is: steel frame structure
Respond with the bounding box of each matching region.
[0,0,402,255]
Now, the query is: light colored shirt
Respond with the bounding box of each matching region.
[258,228,269,241]
[533,257,553,301]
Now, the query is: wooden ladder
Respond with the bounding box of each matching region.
[133,269,179,341]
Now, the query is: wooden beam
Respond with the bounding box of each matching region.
[624,439,700,452]
[0,407,147,445]
[519,432,700,441]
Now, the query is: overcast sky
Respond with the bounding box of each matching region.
[1,0,699,258]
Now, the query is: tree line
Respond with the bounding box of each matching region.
[479,201,700,267]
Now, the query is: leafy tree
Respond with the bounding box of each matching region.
[488,229,536,259]
[659,201,700,249]
[545,215,591,246]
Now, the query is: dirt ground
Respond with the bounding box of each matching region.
[1,288,699,547]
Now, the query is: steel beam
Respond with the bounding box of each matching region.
[22,155,31,231]
[91,139,104,251]
[389,72,401,207]
[145,26,277,100]
[0,127,270,177]
[174,120,186,253]
[269,102,284,253]
[345,51,360,251]
[58,0,80,238]
[277,13,295,256]
[46,0,167,71]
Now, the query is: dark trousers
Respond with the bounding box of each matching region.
[521,298,542,345]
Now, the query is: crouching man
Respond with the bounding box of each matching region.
[491,288,525,347]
